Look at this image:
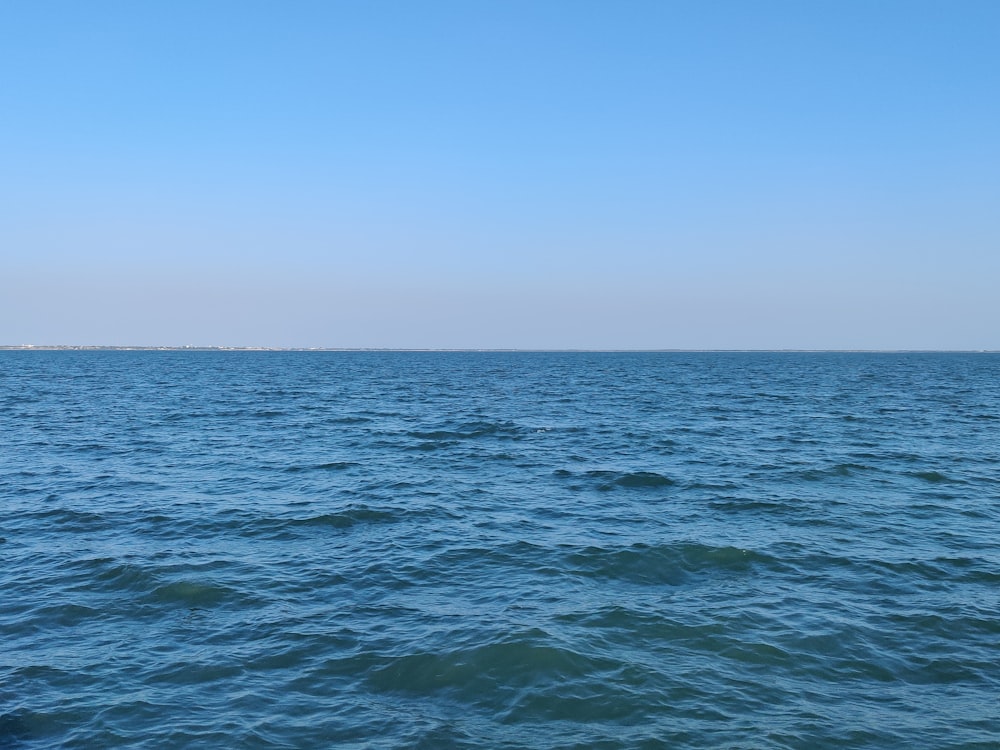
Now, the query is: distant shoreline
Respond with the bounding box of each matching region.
[1,346,997,353]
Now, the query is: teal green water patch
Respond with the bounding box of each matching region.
[149,580,232,607]
[562,542,767,586]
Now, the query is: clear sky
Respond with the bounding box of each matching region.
[3,0,998,349]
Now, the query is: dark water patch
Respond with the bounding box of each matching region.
[282,461,356,473]
[875,609,1000,640]
[954,568,1000,585]
[231,505,407,538]
[129,511,256,543]
[367,632,615,697]
[314,460,356,471]
[409,440,459,451]
[719,639,794,667]
[324,415,373,425]
[3,470,39,479]
[707,496,793,513]
[29,603,101,628]
[487,451,517,461]
[289,507,400,529]
[613,471,674,488]
[563,542,765,586]
[915,555,1000,585]
[682,479,742,491]
[28,507,111,531]
[893,655,996,685]
[408,420,526,442]
[145,659,245,685]
[0,711,31,748]
[148,580,234,607]
[554,469,674,491]
[422,540,567,581]
[909,470,957,483]
[794,462,878,481]
[253,409,286,418]
[775,548,998,594]
[91,561,161,594]
[557,604,728,647]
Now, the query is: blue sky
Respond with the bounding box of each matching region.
[3,1,998,348]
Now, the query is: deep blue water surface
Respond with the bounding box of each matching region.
[1,351,998,748]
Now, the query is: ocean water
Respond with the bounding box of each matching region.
[1,351,998,749]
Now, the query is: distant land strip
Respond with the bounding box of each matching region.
[2,346,997,353]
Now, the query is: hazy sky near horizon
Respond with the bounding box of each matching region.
[3,1,998,349]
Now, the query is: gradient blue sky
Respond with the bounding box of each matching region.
[3,1,998,348]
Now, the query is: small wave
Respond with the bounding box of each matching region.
[613,471,674,488]
[719,639,793,667]
[31,602,101,627]
[408,440,458,451]
[796,463,876,481]
[708,496,791,513]
[554,469,674,490]
[32,507,111,531]
[870,556,1000,586]
[283,461,356,473]
[910,470,955,483]
[146,659,244,686]
[875,609,1000,639]
[93,561,160,594]
[149,580,232,606]
[232,506,405,539]
[325,415,372,424]
[683,480,741,491]
[366,631,612,695]
[564,542,765,585]
[289,508,398,529]
[407,420,525,442]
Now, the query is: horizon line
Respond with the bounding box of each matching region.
[2,345,997,354]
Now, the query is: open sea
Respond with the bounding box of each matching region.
[1,351,998,749]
